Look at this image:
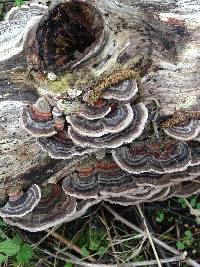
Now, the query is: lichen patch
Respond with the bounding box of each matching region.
[176,95,197,110]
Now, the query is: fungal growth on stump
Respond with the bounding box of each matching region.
[0,0,200,231]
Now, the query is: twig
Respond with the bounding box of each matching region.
[145,202,200,225]
[136,204,162,267]
[183,198,200,219]
[32,225,61,249]
[42,248,187,267]
[59,219,90,253]
[53,225,65,267]
[112,222,125,250]
[104,205,200,267]
[159,224,176,238]
[100,208,120,264]
[35,258,51,267]
[105,205,179,254]
[45,229,96,263]
[111,222,147,262]
[144,208,171,267]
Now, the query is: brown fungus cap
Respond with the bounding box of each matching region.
[102,79,138,101]
[37,130,97,159]
[106,185,179,206]
[22,106,56,137]
[67,103,134,138]
[4,184,76,232]
[175,177,200,197]
[83,70,139,105]
[112,141,195,174]
[62,160,140,199]
[0,184,41,218]
[21,97,57,138]
[78,100,111,120]
[164,119,200,141]
[69,103,148,149]
[133,169,199,188]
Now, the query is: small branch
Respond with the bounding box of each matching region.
[32,225,61,249]
[45,229,96,263]
[42,248,187,267]
[112,222,125,250]
[104,205,200,267]
[105,205,178,254]
[100,208,120,264]
[183,198,200,219]
[53,225,65,267]
[136,204,162,267]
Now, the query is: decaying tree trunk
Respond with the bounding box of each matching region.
[0,0,200,231]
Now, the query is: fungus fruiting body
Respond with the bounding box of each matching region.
[163,119,200,141]
[0,0,200,232]
[0,184,41,218]
[111,140,200,174]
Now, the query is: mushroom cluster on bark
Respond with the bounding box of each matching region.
[0,0,200,231]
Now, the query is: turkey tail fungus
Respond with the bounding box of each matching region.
[0,0,200,231]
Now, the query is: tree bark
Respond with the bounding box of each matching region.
[0,0,200,197]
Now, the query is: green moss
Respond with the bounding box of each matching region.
[14,0,24,7]
[47,73,73,93]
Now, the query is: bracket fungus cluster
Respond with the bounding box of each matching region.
[0,0,200,231]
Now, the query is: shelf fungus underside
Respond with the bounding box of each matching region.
[1,0,200,231]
